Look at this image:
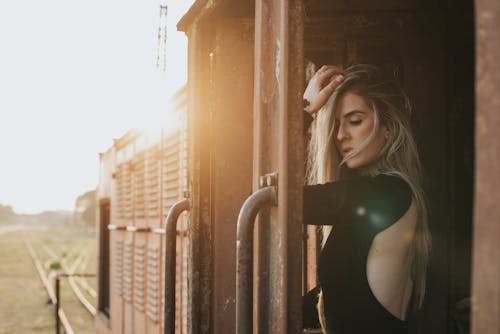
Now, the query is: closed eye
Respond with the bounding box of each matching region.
[349,119,362,125]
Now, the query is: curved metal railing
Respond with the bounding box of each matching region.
[164,198,191,334]
[236,186,278,334]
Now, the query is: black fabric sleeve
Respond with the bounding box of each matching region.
[303,175,412,233]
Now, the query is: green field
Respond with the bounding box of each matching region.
[0,224,97,334]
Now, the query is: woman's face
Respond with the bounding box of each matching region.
[334,91,389,171]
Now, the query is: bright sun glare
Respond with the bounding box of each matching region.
[142,108,181,145]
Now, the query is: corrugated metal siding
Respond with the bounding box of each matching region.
[96,83,188,334]
[146,245,161,322]
[145,144,162,222]
[123,161,134,221]
[132,152,146,221]
[115,164,125,221]
[113,239,124,297]
[102,124,188,334]
[123,240,134,303]
[134,242,147,312]
[162,131,181,214]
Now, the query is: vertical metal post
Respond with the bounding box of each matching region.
[164,198,190,334]
[55,275,60,334]
[236,186,277,334]
[472,1,500,333]
[253,0,304,332]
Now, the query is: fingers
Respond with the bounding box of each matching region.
[316,66,344,85]
[318,65,343,73]
[307,72,344,113]
[323,73,345,93]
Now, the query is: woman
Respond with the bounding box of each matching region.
[302,64,431,333]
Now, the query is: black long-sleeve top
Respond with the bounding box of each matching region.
[302,174,413,334]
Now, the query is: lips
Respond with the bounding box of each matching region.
[342,148,353,155]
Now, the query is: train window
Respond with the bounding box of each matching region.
[98,199,111,319]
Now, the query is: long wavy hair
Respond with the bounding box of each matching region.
[306,64,431,331]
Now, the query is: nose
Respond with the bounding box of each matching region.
[336,122,348,142]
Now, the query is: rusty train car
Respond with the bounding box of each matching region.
[95,0,500,333]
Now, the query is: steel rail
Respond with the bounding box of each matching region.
[75,252,97,298]
[63,256,97,316]
[37,240,97,317]
[55,273,97,334]
[23,237,74,334]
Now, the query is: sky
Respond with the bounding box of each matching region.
[0,0,193,214]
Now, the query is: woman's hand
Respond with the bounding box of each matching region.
[303,65,344,115]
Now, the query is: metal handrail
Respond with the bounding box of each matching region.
[236,186,278,334]
[152,227,166,234]
[126,226,151,233]
[107,224,126,231]
[164,198,190,334]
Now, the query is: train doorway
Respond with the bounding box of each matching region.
[303,1,474,333]
[178,0,475,333]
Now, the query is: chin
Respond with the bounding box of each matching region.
[344,158,364,170]
[344,157,379,175]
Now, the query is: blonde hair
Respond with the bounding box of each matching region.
[306,64,431,331]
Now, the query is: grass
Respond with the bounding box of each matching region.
[0,224,97,334]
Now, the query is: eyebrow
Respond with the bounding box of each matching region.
[343,110,365,118]
[335,110,365,121]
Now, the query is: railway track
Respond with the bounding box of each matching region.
[38,241,97,315]
[24,233,97,333]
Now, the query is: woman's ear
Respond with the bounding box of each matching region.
[384,128,390,139]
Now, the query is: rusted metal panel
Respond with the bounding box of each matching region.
[177,0,216,32]
[304,0,435,15]
[183,20,215,334]
[210,17,255,334]
[253,0,305,332]
[181,12,257,334]
[177,0,254,32]
[472,1,500,333]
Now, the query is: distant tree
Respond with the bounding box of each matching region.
[0,204,16,223]
[36,211,71,225]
